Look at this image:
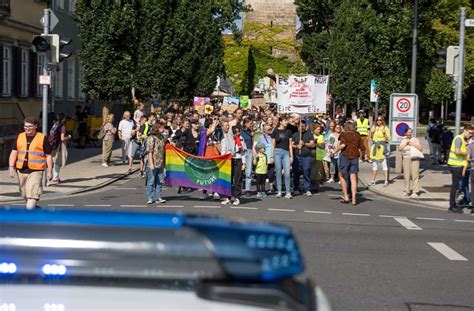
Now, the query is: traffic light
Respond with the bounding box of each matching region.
[435,46,460,76]
[32,34,72,64]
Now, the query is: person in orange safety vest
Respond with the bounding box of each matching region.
[8,116,53,210]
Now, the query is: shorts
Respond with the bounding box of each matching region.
[17,171,43,200]
[338,154,359,175]
[128,140,140,158]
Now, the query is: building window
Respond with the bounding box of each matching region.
[67,57,75,100]
[20,48,29,97]
[36,53,46,97]
[69,0,76,13]
[55,0,65,10]
[55,62,63,98]
[2,45,12,96]
[78,61,85,99]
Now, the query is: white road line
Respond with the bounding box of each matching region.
[342,213,370,217]
[428,242,468,261]
[268,208,295,212]
[47,204,75,207]
[162,205,184,208]
[393,217,422,230]
[193,205,221,209]
[454,219,474,223]
[120,204,147,208]
[379,215,407,218]
[114,187,137,190]
[304,210,332,214]
[416,217,444,221]
[84,204,112,207]
[231,206,258,210]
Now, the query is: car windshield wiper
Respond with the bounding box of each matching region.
[0,208,317,310]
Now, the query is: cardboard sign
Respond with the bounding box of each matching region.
[222,96,240,111]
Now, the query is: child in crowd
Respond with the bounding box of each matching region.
[254,143,268,198]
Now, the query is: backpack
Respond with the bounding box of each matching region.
[48,122,62,150]
[431,126,442,144]
[427,124,435,138]
[97,125,106,140]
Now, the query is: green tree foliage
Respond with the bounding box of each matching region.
[76,0,245,102]
[425,67,453,104]
[224,23,307,95]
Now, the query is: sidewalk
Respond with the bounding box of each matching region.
[358,137,451,210]
[0,144,137,203]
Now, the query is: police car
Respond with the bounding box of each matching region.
[0,208,331,310]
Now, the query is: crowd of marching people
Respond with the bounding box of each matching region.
[103,100,402,207]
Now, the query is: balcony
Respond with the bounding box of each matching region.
[0,0,10,18]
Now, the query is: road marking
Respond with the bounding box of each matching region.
[342,213,370,217]
[231,206,258,210]
[47,204,74,207]
[379,215,407,218]
[268,208,295,212]
[327,194,341,197]
[120,204,147,208]
[416,217,444,221]
[163,205,184,208]
[193,205,221,209]
[304,210,332,214]
[393,217,422,230]
[84,204,111,207]
[114,187,137,190]
[454,219,474,223]
[427,242,468,261]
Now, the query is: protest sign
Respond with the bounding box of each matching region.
[240,95,250,109]
[222,96,240,111]
[193,97,210,110]
[276,75,329,114]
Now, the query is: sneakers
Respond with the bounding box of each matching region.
[370,180,376,186]
[147,199,153,204]
[305,191,312,197]
[383,180,389,187]
[327,178,334,183]
[221,198,231,205]
[213,192,220,200]
[256,192,263,198]
[285,193,293,199]
[156,198,166,204]
[275,192,282,198]
[139,171,145,178]
[49,179,60,185]
[101,163,109,167]
[410,193,419,198]
[232,199,240,206]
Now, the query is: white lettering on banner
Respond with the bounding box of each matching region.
[277,75,329,114]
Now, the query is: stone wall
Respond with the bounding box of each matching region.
[244,0,297,27]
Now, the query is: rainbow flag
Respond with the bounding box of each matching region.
[165,145,232,196]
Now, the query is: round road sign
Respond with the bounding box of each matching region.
[396,98,411,113]
[395,122,410,137]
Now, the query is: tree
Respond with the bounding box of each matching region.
[76,0,246,102]
[425,68,453,104]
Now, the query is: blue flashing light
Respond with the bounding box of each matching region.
[42,264,67,276]
[0,262,17,274]
[0,209,184,229]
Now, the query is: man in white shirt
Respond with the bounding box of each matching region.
[118,111,135,170]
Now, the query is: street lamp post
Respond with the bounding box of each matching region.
[410,0,418,94]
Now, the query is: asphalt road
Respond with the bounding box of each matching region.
[4,174,474,311]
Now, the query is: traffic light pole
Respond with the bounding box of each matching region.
[42,9,50,187]
[455,7,466,135]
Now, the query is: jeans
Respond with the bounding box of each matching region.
[274,148,291,193]
[294,156,312,192]
[244,149,253,192]
[146,166,164,201]
[461,168,470,204]
[432,143,442,164]
[449,165,463,209]
[53,163,61,180]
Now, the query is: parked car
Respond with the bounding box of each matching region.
[0,208,331,310]
[448,112,472,121]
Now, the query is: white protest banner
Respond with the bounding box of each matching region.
[222,96,240,111]
[276,75,328,114]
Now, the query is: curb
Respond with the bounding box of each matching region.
[358,174,448,211]
[0,168,139,205]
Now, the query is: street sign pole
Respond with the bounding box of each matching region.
[455,7,465,135]
[41,9,50,187]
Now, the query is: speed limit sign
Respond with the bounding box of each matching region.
[391,94,416,119]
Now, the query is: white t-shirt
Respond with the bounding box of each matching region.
[118,119,134,140]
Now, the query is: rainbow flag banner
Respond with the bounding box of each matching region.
[165,145,232,196]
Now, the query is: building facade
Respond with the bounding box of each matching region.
[0,0,47,166]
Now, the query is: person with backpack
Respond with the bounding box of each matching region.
[430,121,443,165]
[146,123,167,205]
[48,113,71,185]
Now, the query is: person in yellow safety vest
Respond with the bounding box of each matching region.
[446,125,474,213]
[356,110,370,162]
[369,116,391,186]
[310,123,326,194]
[8,116,53,210]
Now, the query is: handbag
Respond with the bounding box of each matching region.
[409,146,424,159]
